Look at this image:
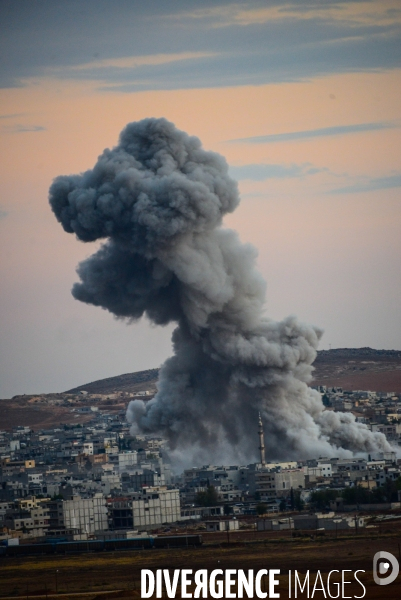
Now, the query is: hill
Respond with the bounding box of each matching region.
[65,347,401,395]
[1,348,401,431]
[65,368,159,395]
[312,347,401,392]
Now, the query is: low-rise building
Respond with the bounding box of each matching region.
[205,520,239,532]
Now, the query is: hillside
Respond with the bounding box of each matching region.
[2,348,401,431]
[312,347,401,392]
[65,368,159,395]
[65,347,401,395]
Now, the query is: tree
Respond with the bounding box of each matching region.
[383,479,398,502]
[342,485,371,505]
[294,490,304,511]
[256,503,268,515]
[322,394,331,407]
[310,489,338,510]
[342,482,398,505]
[195,485,218,507]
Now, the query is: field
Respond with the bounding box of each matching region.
[0,399,94,431]
[1,527,401,599]
[312,348,401,393]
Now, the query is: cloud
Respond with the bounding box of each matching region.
[229,162,327,181]
[230,121,397,144]
[1,1,401,90]
[71,51,219,71]
[329,173,401,194]
[2,125,46,133]
[0,113,25,119]
[173,1,401,29]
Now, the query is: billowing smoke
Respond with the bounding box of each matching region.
[50,118,392,464]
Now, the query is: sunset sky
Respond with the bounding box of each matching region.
[1,0,401,397]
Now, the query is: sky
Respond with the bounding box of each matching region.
[0,0,400,398]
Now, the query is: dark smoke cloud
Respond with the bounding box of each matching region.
[50,118,392,463]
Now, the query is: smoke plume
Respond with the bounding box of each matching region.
[50,118,392,463]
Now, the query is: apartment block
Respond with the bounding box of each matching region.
[46,493,108,534]
[110,486,181,531]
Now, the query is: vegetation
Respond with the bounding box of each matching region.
[310,478,401,509]
[256,503,268,515]
[322,394,331,407]
[279,497,286,512]
[309,489,340,510]
[293,489,304,511]
[195,485,218,506]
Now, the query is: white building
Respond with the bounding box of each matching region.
[110,487,181,531]
[205,520,239,532]
[251,468,305,500]
[83,442,94,455]
[47,494,108,534]
[118,451,138,471]
[316,462,332,477]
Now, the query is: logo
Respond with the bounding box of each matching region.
[373,551,399,586]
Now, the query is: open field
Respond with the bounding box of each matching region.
[0,400,94,431]
[312,348,401,393]
[1,528,401,599]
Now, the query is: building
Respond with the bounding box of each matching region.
[110,487,181,531]
[205,520,239,532]
[46,493,108,534]
[250,468,305,501]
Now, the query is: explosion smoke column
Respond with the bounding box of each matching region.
[50,118,392,462]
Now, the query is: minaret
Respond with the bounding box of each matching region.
[258,412,266,466]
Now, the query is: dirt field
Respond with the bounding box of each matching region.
[313,368,401,394]
[0,399,94,431]
[312,349,401,392]
[1,529,400,599]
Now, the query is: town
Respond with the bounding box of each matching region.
[1,385,401,549]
